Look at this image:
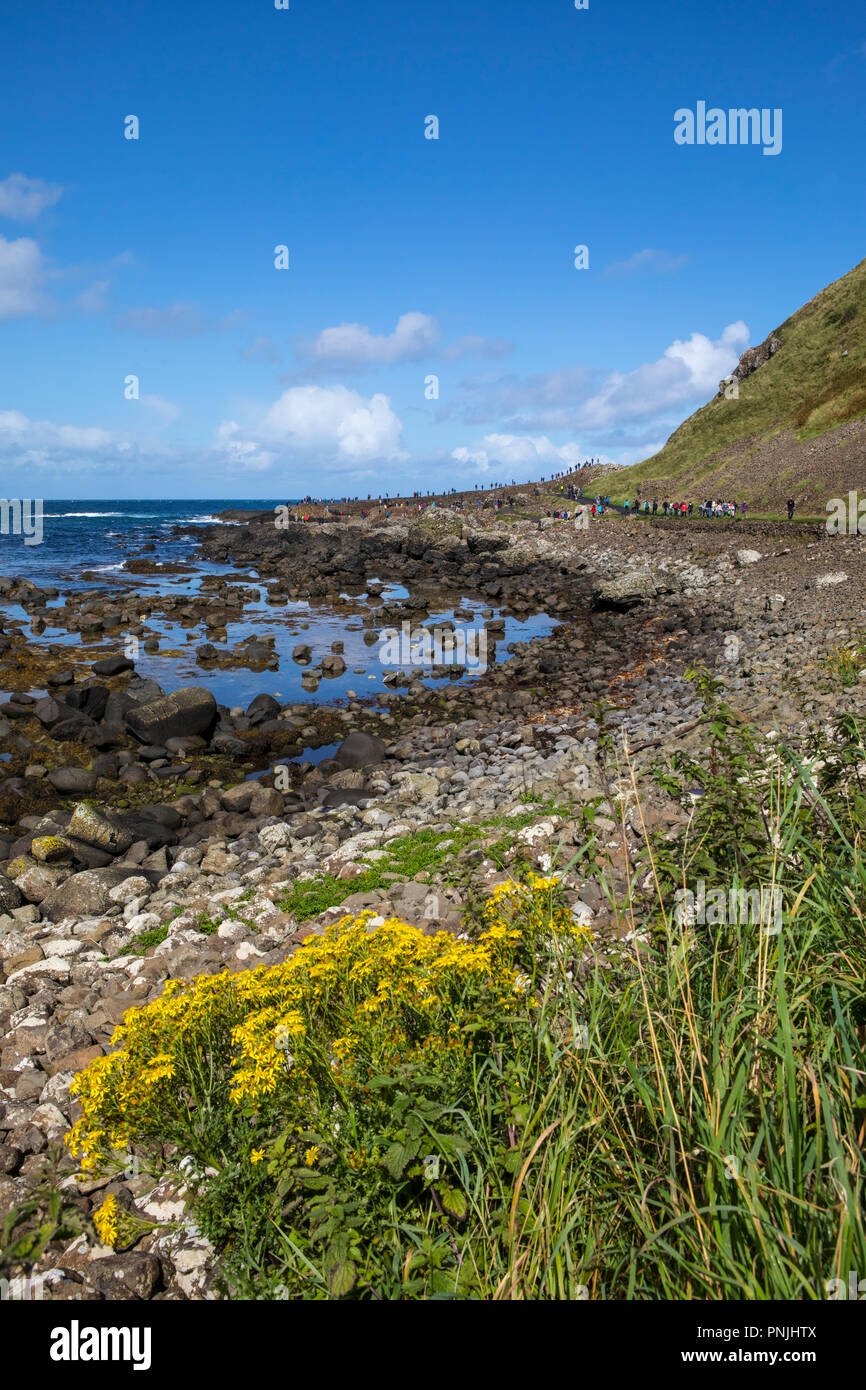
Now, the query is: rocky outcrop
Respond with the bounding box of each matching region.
[719,331,782,394]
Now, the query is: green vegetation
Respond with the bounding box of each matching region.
[276,805,571,922]
[820,637,866,688]
[618,256,866,492]
[55,680,865,1299]
[113,923,169,957]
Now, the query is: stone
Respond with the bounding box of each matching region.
[64,684,110,721]
[10,863,69,904]
[68,804,135,855]
[249,784,284,817]
[334,730,387,770]
[592,569,665,609]
[0,877,23,914]
[92,655,135,676]
[29,834,75,864]
[220,783,255,813]
[83,1252,162,1301]
[47,768,98,794]
[43,1044,102,1077]
[40,867,156,923]
[736,550,762,566]
[258,823,293,854]
[407,509,463,557]
[125,686,218,745]
[33,697,69,728]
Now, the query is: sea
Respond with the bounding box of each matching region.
[0,500,557,710]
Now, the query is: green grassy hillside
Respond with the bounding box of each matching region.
[623,256,866,490]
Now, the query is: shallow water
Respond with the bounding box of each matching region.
[0,501,558,709]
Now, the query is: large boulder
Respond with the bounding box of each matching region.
[334,730,387,770]
[125,686,218,745]
[40,866,162,923]
[407,509,464,558]
[466,530,509,554]
[64,684,110,722]
[591,567,680,611]
[91,655,134,677]
[68,803,134,856]
[33,697,69,728]
[47,768,98,794]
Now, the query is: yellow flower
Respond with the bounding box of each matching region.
[63,878,589,1173]
[304,1146,319,1167]
[93,1194,120,1248]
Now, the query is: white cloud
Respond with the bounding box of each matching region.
[578,321,749,428]
[216,385,407,470]
[297,312,512,370]
[262,386,406,460]
[601,248,688,279]
[304,311,439,366]
[0,173,63,221]
[452,433,586,473]
[0,410,117,468]
[214,421,277,472]
[0,236,48,318]
[453,322,750,435]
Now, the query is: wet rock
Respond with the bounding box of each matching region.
[246,693,280,721]
[334,731,387,769]
[49,717,95,742]
[33,697,69,728]
[92,655,135,677]
[125,687,218,745]
[64,684,110,722]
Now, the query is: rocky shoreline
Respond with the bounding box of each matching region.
[2,502,864,1299]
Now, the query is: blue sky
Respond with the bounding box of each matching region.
[1,0,864,498]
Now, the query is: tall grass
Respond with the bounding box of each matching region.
[16,679,862,1301]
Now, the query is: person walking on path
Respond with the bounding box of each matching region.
[786,497,795,520]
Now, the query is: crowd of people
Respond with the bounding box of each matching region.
[294,475,800,525]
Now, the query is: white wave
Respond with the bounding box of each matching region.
[87,562,126,573]
[45,511,125,518]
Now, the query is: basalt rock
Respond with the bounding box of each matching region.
[39,866,163,923]
[125,687,218,746]
[334,730,387,770]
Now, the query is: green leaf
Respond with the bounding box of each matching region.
[436,1184,468,1220]
[384,1140,417,1179]
[328,1259,357,1298]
